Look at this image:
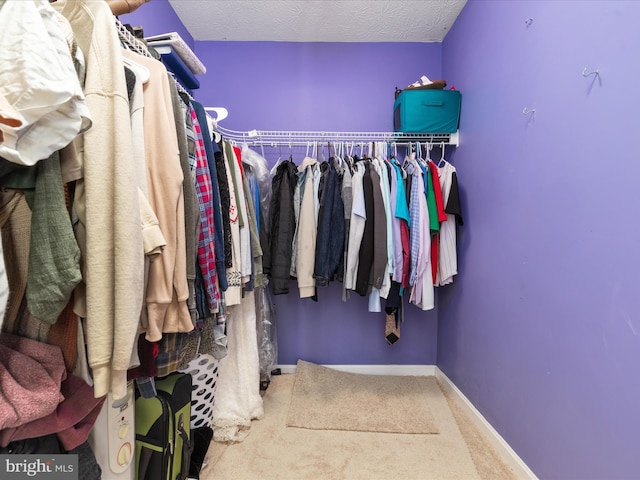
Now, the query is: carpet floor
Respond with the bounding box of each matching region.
[287,360,439,435]
[201,372,518,480]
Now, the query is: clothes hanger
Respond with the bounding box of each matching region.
[416,142,423,164]
[203,107,228,143]
[342,142,354,172]
[332,142,344,171]
[289,134,293,160]
[122,55,150,84]
[403,142,417,170]
[269,159,281,176]
[270,144,283,176]
[423,142,433,164]
[205,114,222,143]
[203,107,228,124]
[438,142,446,167]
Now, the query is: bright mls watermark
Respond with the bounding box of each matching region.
[0,455,78,479]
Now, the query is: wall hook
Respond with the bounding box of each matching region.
[522,107,536,116]
[525,18,533,27]
[582,67,600,78]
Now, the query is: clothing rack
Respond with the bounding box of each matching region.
[215,125,460,147]
[170,72,194,99]
[115,17,194,99]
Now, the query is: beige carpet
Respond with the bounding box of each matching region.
[200,370,512,480]
[443,386,518,480]
[287,360,439,434]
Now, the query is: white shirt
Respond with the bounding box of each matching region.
[437,161,459,286]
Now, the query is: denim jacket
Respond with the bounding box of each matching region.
[314,160,345,286]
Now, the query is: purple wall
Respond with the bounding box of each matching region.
[118,0,194,49]
[194,41,442,365]
[440,1,640,478]
[194,41,441,132]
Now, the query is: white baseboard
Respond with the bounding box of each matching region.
[277,363,436,376]
[435,367,538,480]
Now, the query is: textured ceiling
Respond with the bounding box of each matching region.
[167,0,467,42]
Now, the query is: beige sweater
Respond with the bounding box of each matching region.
[296,157,319,298]
[121,50,192,341]
[54,0,144,400]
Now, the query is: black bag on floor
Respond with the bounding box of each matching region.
[135,372,193,480]
[188,426,213,479]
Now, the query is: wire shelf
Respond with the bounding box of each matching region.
[216,126,459,147]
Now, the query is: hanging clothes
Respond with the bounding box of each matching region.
[231,146,253,286]
[314,160,345,287]
[355,161,375,296]
[169,82,199,324]
[122,48,192,342]
[436,160,464,286]
[240,161,264,289]
[405,158,434,311]
[192,101,228,292]
[340,163,353,301]
[188,104,220,314]
[295,157,320,298]
[266,159,298,295]
[376,156,394,300]
[210,290,264,443]
[222,141,244,305]
[427,160,447,284]
[369,161,388,291]
[344,161,366,291]
[55,0,144,400]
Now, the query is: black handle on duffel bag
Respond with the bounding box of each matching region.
[177,414,193,480]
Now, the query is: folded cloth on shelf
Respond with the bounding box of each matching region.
[0,332,66,430]
[145,32,206,74]
[405,75,446,90]
[153,45,200,89]
[409,80,447,90]
[395,80,448,99]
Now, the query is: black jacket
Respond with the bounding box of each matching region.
[265,159,298,295]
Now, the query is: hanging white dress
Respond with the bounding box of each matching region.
[211,290,264,442]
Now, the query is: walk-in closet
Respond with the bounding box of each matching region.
[1,1,638,479]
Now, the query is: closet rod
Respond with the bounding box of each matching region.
[231,139,446,148]
[216,126,460,147]
[114,17,153,59]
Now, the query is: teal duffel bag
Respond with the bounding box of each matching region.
[393,88,461,133]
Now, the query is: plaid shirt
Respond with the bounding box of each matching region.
[188,105,220,313]
[407,160,421,287]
